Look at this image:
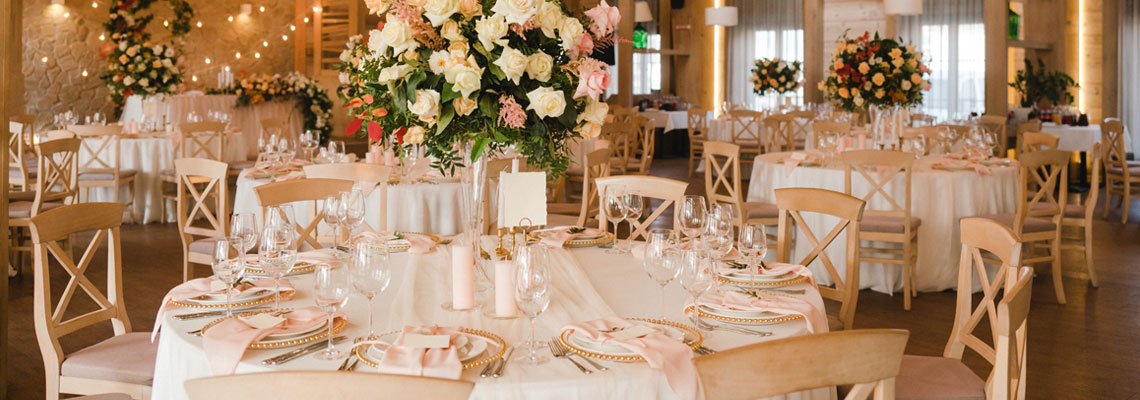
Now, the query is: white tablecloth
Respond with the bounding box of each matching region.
[122,94,304,159]
[747,152,1019,293]
[639,110,698,132]
[81,134,248,224]
[1039,122,1131,153]
[151,246,829,400]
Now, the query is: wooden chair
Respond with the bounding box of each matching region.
[28,202,155,400]
[303,163,390,232]
[163,122,228,217]
[1020,132,1059,154]
[763,112,797,153]
[726,109,764,166]
[1014,119,1042,158]
[260,117,287,138]
[909,113,937,127]
[687,108,710,177]
[978,114,1009,155]
[254,178,355,250]
[1100,118,1140,224]
[10,138,80,273]
[695,329,909,400]
[185,371,474,400]
[69,125,137,205]
[977,150,1068,304]
[703,141,777,230]
[840,150,920,311]
[786,110,819,150]
[602,122,635,175]
[548,148,610,228]
[595,175,688,241]
[1061,143,1100,287]
[175,158,229,282]
[896,218,1032,400]
[900,127,937,155]
[626,116,656,175]
[775,188,866,330]
[9,116,36,191]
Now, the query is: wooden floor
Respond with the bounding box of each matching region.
[6,157,1140,398]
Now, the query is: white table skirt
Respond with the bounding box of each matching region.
[1039,122,1131,153]
[81,135,248,224]
[151,246,830,400]
[747,152,1019,293]
[123,94,304,159]
[639,110,699,132]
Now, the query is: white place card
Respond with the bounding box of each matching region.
[499,171,547,228]
[608,325,657,340]
[402,333,451,349]
[241,313,286,330]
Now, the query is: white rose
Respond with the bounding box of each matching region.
[339,72,349,84]
[493,46,528,84]
[525,86,567,119]
[578,122,602,138]
[404,126,427,144]
[577,98,608,125]
[901,80,912,91]
[408,89,441,124]
[441,20,464,41]
[423,0,460,26]
[377,64,414,83]
[458,0,481,18]
[123,76,135,86]
[853,96,864,107]
[364,0,388,14]
[535,1,563,38]
[379,19,418,56]
[475,15,508,51]
[140,78,150,87]
[165,47,175,58]
[449,65,483,98]
[162,58,173,68]
[490,0,537,25]
[454,96,478,116]
[526,52,553,82]
[428,50,451,74]
[558,17,584,52]
[367,29,387,56]
[340,49,352,62]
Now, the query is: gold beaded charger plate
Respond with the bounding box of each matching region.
[353,328,507,370]
[167,290,283,310]
[198,309,347,349]
[527,230,615,248]
[242,260,318,277]
[350,232,442,253]
[558,318,703,362]
[684,304,804,326]
[716,271,809,288]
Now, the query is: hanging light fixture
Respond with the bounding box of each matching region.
[704,6,737,26]
[883,0,921,16]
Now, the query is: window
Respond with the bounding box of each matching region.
[632,34,662,95]
[726,0,802,110]
[898,0,986,121]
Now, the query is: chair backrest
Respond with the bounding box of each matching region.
[979,114,1008,154]
[185,371,475,400]
[570,148,612,227]
[839,150,915,231]
[303,163,390,186]
[687,108,709,140]
[631,116,655,174]
[1015,119,1043,156]
[601,122,635,174]
[786,110,819,146]
[764,113,798,152]
[811,121,853,152]
[28,202,131,380]
[1074,143,1101,217]
[178,121,227,161]
[1014,150,1068,234]
[775,187,866,328]
[175,158,230,259]
[69,124,125,176]
[727,109,764,146]
[1020,132,1059,154]
[44,130,78,140]
[694,329,909,400]
[261,117,286,137]
[255,178,355,249]
[946,217,1032,400]
[8,119,32,189]
[703,141,743,223]
[30,138,81,213]
[595,175,688,240]
[1101,118,1127,175]
[909,113,937,126]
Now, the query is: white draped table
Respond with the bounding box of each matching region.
[747,152,1020,293]
[1039,122,1131,153]
[122,94,305,159]
[151,246,829,400]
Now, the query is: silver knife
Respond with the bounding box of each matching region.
[493,347,515,378]
[262,336,347,365]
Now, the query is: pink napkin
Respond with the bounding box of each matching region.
[274,171,305,182]
[715,261,817,287]
[537,226,604,247]
[203,306,345,375]
[372,326,469,379]
[694,290,828,334]
[938,159,992,176]
[151,277,295,341]
[563,317,698,400]
[352,231,436,254]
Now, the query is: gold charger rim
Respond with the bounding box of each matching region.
[527,231,616,248]
[197,308,348,349]
[352,327,507,370]
[168,292,290,310]
[715,273,809,287]
[350,232,442,252]
[244,261,317,275]
[558,318,704,362]
[684,305,804,325]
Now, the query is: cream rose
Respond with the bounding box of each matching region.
[364,0,388,14]
[577,98,608,125]
[375,18,418,56]
[559,17,585,52]
[475,15,508,51]
[458,0,482,18]
[491,0,538,25]
[901,80,912,91]
[424,0,460,26]
[377,64,414,83]
[441,20,464,41]
[874,89,885,99]
[408,89,441,124]
[449,65,483,98]
[404,126,427,145]
[526,52,553,82]
[579,122,602,139]
[535,1,563,38]
[453,96,478,116]
[526,87,567,119]
[494,46,529,84]
[833,59,844,71]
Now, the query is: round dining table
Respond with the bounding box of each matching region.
[151,245,829,400]
[747,152,1020,293]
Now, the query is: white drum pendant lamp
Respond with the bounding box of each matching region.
[884,0,921,16]
[704,6,738,26]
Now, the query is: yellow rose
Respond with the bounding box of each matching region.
[579,122,602,138]
[453,97,478,116]
[441,20,464,41]
[838,87,850,98]
[577,98,608,125]
[404,126,427,144]
[408,89,441,124]
[458,0,482,18]
[872,73,885,86]
[858,62,870,74]
[889,48,903,59]
[833,60,844,71]
[911,73,922,84]
[874,89,885,99]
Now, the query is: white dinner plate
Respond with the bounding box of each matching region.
[567,322,686,357]
[367,332,487,363]
[259,320,329,342]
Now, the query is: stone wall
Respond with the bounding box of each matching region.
[22,0,296,132]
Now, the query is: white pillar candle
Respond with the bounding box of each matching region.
[451,245,474,310]
[494,260,518,317]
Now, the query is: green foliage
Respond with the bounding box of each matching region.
[1009,58,1078,108]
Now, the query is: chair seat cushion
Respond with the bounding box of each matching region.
[1063,204,1085,219]
[1106,165,1140,176]
[827,314,844,331]
[8,201,64,219]
[79,169,138,181]
[895,355,985,400]
[978,213,1057,233]
[60,332,157,386]
[8,190,36,202]
[159,168,176,178]
[744,202,779,219]
[188,237,224,255]
[861,215,922,234]
[547,202,582,215]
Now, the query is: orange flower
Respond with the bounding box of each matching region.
[372,108,388,118]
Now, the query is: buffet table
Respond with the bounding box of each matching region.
[122,94,304,158]
[151,246,829,400]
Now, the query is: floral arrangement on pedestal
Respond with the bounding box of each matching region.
[818,31,931,112]
[99,0,195,112]
[335,0,621,175]
[207,72,334,143]
[750,57,801,95]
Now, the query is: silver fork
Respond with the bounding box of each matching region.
[338,337,365,371]
[558,340,607,372]
[548,340,591,374]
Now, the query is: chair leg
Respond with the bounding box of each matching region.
[1123,181,1132,224]
[688,152,694,178]
[902,243,913,311]
[1085,223,1098,287]
[1051,237,1066,304]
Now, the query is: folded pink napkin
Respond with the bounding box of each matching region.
[938,159,992,176]
[203,307,345,375]
[695,290,828,334]
[537,226,604,247]
[274,171,305,182]
[715,261,816,286]
[151,277,295,341]
[352,231,436,254]
[375,326,467,379]
[563,317,698,400]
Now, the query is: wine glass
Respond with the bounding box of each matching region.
[678,195,708,244]
[313,263,351,360]
[229,212,259,262]
[300,130,320,161]
[258,206,298,310]
[323,195,344,252]
[738,223,768,277]
[351,239,391,339]
[278,136,296,165]
[677,249,716,326]
[621,190,644,252]
[701,207,734,262]
[644,229,681,319]
[339,189,366,240]
[212,238,246,317]
[602,187,628,254]
[513,244,551,365]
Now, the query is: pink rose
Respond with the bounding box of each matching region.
[584,0,621,38]
[574,66,611,100]
[573,33,594,58]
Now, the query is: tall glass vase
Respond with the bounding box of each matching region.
[460,141,492,309]
[870,105,901,150]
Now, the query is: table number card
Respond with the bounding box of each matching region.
[498,171,547,228]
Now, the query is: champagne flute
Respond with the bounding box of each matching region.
[602,187,628,254]
[679,195,708,244]
[212,238,246,317]
[323,195,344,252]
[514,244,551,365]
[677,249,716,326]
[351,239,391,339]
[644,229,680,319]
[621,190,644,252]
[313,263,351,360]
[259,206,298,310]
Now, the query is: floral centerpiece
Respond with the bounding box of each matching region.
[99,0,194,112]
[207,72,334,143]
[750,57,801,96]
[335,0,621,175]
[818,31,930,112]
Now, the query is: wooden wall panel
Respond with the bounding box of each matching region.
[0,0,14,396]
[821,0,888,83]
[1103,0,1119,119]
[804,0,824,103]
[671,0,715,110]
[985,0,1007,116]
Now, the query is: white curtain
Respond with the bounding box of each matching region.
[727,0,803,110]
[897,0,986,121]
[1121,0,1140,155]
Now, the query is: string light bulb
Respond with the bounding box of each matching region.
[41,56,48,63]
[312,6,321,12]
[282,34,288,41]
[205,57,211,64]
[63,11,70,18]
[259,5,265,12]
[303,17,309,23]
[196,21,202,28]
[290,24,296,31]
[254,52,261,59]
[92,1,98,7]
[192,75,198,82]
[82,69,88,77]
[235,52,241,59]
[163,19,169,27]
[228,15,234,22]
[262,40,268,47]
[99,33,105,40]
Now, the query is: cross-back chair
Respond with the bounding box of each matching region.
[763,112,799,153]
[786,110,819,149]
[703,141,778,230]
[1100,118,1140,224]
[626,116,656,175]
[775,187,866,330]
[695,329,909,400]
[1019,132,1059,154]
[839,150,920,310]
[1014,119,1042,158]
[10,138,81,274]
[163,122,228,216]
[302,163,391,232]
[601,122,635,175]
[1060,143,1100,287]
[185,371,474,400]
[9,116,36,191]
[896,218,1032,400]
[811,121,853,151]
[687,108,710,177]
[548,148,610,228]
[69,124,137,205]
[726,110,764,166]
[978,114,1009,155]
[909,113,937,127]
[254,178,355,250]
[595,175,688,241]
[175,158,230,281]
[28,202,155,400]
[260,117,287,139]
[900,127,937,155]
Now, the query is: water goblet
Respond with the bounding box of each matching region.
[323,195,344,252]
[679,195,708,244]
[513,244,551,365]
[339,189,366,241]
[603,187,628,254]
[313,263,351,360]
[621,190,644,252]
[677,249,716,325]
[737,223,768,278]
[212,238,246,317]
[258,206,298,310]
[352,239,391,339]
[644,229,681,319]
